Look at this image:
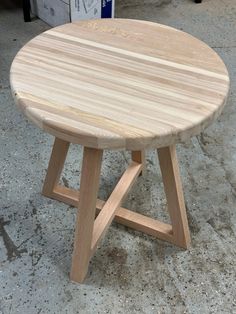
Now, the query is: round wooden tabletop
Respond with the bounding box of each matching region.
[10,19,229,150]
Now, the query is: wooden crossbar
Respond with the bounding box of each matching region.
[52,185,175,246]
[43,138,191,283]
[91,161,142,256]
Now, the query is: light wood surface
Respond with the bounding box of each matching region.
[43,138,191,282]
[45,143,189,249]
[132,150,146,175]
[42,137,70,197]
[91,161,142,257]
[158,146,190,248]
[52,184,175,244]
[12,19,229,283]
[10,19,229,150]
[70,147,103,283]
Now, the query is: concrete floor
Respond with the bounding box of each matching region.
[0,1,236,313]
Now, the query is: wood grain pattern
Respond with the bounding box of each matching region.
[52,184,175,244]
[10,19,229,150]
[42,139,191,283]
[91,161,142,257]
[131,150,146,175]
[70,147,103,283]
[42,137,70,197]
[158,145,190,248]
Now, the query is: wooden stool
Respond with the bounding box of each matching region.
[10,19,229,283]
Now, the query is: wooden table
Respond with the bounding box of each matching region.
[10,19,229,283]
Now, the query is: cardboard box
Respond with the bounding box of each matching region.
[30,0,115,27]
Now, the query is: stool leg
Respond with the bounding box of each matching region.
[131,150,146,175]
[70,147,103,283]
[42,138,70,197]
[157,145,190,248]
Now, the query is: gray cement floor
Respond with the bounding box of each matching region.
[0,1,236,313]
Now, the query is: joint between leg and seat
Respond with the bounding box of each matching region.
[131,150,146,175]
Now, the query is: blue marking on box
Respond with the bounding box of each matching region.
[101,0,112,18]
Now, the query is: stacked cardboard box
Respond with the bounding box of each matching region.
[30,0,115,27]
